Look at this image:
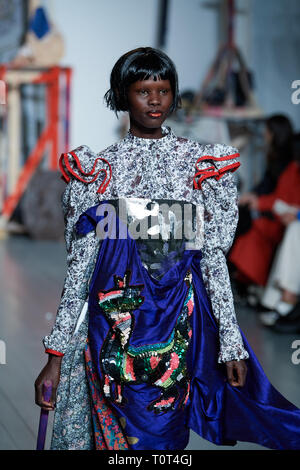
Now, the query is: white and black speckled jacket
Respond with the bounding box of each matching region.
[43,126,249,364]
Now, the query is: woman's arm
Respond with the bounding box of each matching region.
[35,145,106,410]
[35,180,95,410]
[42,178,100,356]
[196,145,249,365]
[42,144,111,355]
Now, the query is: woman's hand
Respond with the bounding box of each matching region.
[238,192,258,211]
[226,359,247,387]
[35,355,63,411]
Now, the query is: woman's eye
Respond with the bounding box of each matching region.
[139,90,148,95]
[160,89,169,94]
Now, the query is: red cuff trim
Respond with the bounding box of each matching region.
[59,151,112,194]
[45,348,64,357]
[193,153,240,190]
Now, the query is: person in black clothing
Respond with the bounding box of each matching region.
[241,114,294,200]
[232,114,293,239]
[229,114,294,301]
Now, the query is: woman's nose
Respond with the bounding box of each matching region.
[148,93,161,105]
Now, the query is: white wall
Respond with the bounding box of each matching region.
[251,0,300,131]
[165,0,300,132]
[164,0,253,94]
[49,0,160,151]
[46,0,300,154]
[164,0,218,92]
[47,0,227,152]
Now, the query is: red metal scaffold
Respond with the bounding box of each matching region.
[0,65,71,225]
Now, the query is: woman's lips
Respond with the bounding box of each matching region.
[147,111,162,118]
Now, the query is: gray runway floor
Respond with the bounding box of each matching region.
[0,235,299,450]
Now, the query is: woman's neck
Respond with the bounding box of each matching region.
[129,120,164,139]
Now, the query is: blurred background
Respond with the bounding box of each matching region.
[0,0,300,450]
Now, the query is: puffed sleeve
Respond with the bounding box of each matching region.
[42,145,111,356]
[194,144,249,364]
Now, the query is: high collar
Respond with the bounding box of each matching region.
[122,125,176,148]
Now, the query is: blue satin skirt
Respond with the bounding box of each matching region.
[76,204,300,450]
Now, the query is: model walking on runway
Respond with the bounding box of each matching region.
[35,47,300,450]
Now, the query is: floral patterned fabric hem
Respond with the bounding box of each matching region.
[50,311,94,450]
[84,337,130,449]
[50,307,130,450]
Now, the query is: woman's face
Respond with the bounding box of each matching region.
[127,77,173,138]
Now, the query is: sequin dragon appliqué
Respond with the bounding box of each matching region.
[98,269,194,414]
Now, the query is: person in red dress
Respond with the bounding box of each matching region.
[229,133,300,289]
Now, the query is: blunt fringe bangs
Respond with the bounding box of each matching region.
[104,47,180,114]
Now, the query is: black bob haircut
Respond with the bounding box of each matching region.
[104,47,181,115]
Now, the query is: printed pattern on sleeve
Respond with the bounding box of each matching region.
[195,144,250,363]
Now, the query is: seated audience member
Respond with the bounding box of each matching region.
[234,114,294,240]
[228,132,300,303]
[258,216,300,330]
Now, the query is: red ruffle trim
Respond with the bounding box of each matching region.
[59,151,112,194]
[193,152,240,190]
[45,348,64,357]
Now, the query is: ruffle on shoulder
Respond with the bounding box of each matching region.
[59,144,112,194]
[193,145,240,190]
